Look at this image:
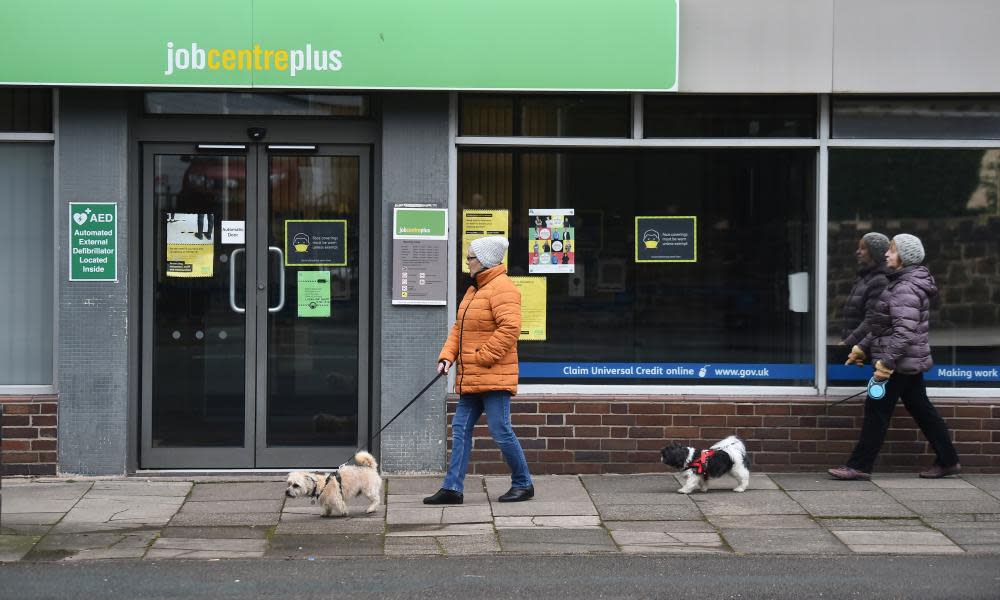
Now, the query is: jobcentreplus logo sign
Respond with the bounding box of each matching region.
[164,42,343,77]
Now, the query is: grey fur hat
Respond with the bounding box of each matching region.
[893,233,925,267]
[862,232,890,265]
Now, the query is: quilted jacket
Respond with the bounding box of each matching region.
[858,265,938,374]
[839,264,890,346]
[438,265,521,395]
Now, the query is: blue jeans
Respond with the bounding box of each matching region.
[442,391,533,493]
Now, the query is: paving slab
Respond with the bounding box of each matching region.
[490,501,597,517]
[873,477,974,490]
[788,490,914,518]
[442,505,493,523]
[960,475,1000,491]
[720,527,849,555]
[0,535,39,562]
[883,488,1000,515]
[595,503,703,521]
[267,533,383,558]
[282,497,387,519]
[707,514,818,530]
[497,528,616,554]
[0,513,62,534]
[26,531,157,561]
[178,499,284,514]
[833,529,963,554]
[86,481,191,497]
[589,491,696,506]
[384,536,441,556]
[929,522,1000,546]
[167,512,279,527]
[771,474,878,491]
[672,473,778,491]
[146,537,267,559]
[52,496,186,532]
[387,476,482,495]
[387,506,444,526]
[2,488,91,514]
[187,482,285,501]
[386,523,493,537]
[160,526,270,539]
[495,515,602,529]
[439,533,501,555]
[604,520,717,534]
[818,518,928,530]
[692,491,807,516]
[581,474,679,494]
[610,529,728,554]
[276,518,383,535]
[485,475,593,502]
[388,492,489,506]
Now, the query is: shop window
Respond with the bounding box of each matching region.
[0,88,53,132]
[827,149,1000,388]
[833,97,1000,139]
[460,94,630,137]
[458,148,815,385]
[644,95,816,138]
[144,92,370,117]
[0,144,53,385]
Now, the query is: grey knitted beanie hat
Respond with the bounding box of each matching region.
[470,236,508,269]
[893,233,925,267]
[862,232,890,265]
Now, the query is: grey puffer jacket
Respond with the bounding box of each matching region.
[859,265,938,374]
[839,264,890,346]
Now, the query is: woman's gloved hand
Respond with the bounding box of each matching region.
[845,345,866,367]
[873,360,893,381]
[437,359,452,374]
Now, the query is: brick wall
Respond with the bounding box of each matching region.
[1,395,58,476]
[448,396,1000,474]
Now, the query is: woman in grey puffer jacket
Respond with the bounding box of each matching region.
[829,234,960,481]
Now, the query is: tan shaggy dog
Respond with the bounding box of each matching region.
[284,451,382,517]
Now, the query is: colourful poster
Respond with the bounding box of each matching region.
[462,209,509,273]
[166,212,215,278]
[510,276,546,341]
[297,271,332,318]
[528,208,575,274]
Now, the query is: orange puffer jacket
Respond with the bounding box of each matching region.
[438,265,521,395]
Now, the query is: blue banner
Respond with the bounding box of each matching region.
[829,364,1000,382]
[520,362,814,380]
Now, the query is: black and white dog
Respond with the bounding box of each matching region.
[660,436,750,494]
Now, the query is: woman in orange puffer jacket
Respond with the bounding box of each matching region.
[423,236,534,506]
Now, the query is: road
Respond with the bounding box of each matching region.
[2,555,999,599]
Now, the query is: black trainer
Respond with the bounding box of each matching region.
[498,485,534,503]
[423,488,463,505]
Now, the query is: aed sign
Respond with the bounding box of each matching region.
[69,202,117,281]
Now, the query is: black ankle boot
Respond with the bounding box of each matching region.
[498,485,534,502]
[423,488,463,505]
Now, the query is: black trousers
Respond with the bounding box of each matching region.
[846,372,959,473]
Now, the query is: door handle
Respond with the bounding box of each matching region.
[268,246,286,313]
[229,248,245,314]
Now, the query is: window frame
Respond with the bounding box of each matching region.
[449,92,1000,398]
[0,88,57,394]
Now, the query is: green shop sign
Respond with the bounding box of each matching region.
[0,0,678,91]
[69,203,117,281]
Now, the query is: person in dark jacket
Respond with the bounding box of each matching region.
[830,234,961,480]
[838,232,890,347]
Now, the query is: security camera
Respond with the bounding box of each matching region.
[247,127,267,141]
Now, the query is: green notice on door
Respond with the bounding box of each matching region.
[297,271,331,318]
[69,202,117,281]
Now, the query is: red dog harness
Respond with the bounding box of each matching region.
[688,449,715,476]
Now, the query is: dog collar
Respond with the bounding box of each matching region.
[688,449,715,476]
[311,472,342,498]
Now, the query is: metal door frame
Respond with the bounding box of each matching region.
[139,140,373,469]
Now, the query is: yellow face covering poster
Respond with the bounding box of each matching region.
[510,276,546,341]
[166,212,215,277]
[462,209,509,273]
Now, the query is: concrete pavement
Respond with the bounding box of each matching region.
[2,472,1000,561]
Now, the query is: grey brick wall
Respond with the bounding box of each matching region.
[378,93,451,472]
[57,90,130,475]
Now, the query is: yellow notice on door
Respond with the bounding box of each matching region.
[510,276,546,341]
[166,212,215,278]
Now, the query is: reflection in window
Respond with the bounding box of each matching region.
[460,95,630,137]
[828,149,1000,388]
[459,149,815,385]
[644,95,817,138]
[833,97,1000,139]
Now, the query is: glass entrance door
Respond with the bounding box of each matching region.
[141,143,369,469]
